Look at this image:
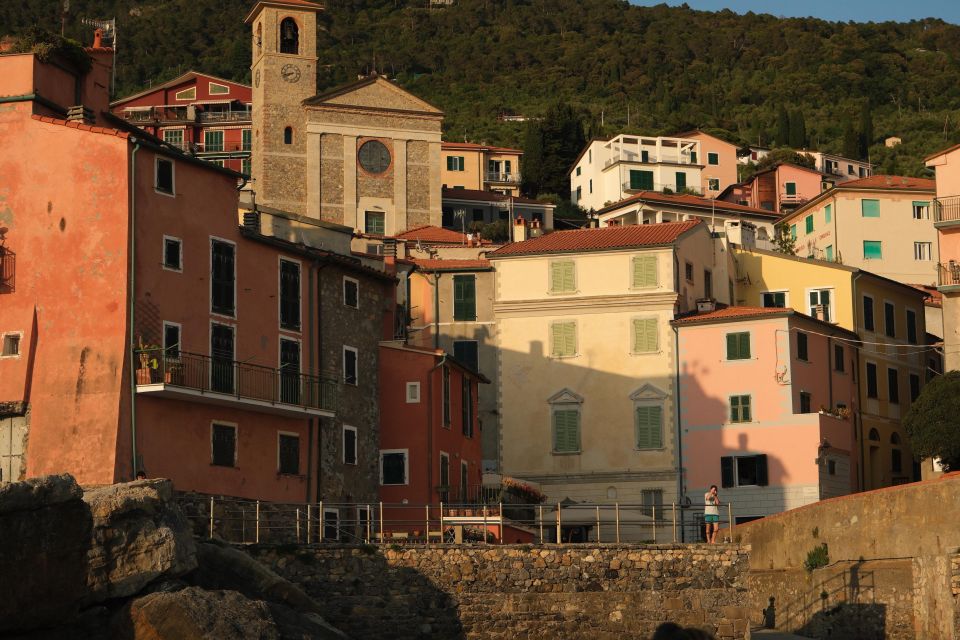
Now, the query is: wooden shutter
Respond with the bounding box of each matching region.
[453,275,476,321]
[726,333,737,360]
[721,456,734,488]
[561,262,575,292]
[756,454,769,486]
[551,261,574,293]
[676,172,686,191]
[553,409,579,452]
[741,395,752,422]
[552,322,575,357]
[632,256,657,288]
[633,318,658,353]
[739,333,751,359]
[635,406,662,449]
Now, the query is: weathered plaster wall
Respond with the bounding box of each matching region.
[248,543,752,639]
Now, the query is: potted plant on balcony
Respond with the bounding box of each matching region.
[136,338,160,384]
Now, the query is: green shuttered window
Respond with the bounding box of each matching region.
[632,318,659,354]
[551,321,577,357]
[675,172,687,191]
[726,332,751,360]
[550,260,576,293]
[630,170,654,190]
[632,255,658,289]
[863,241,882,260]
[825,204,832,223]
[635,406,663,449]
[553,409,580,453]
[861,199,881,217]
[730,395,752,423]
[805,215,814,233]
[453,275,476,321]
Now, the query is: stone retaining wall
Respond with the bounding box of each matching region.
[246,543,752,639]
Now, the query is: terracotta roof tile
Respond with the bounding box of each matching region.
[409,258,492,271]
[672,305,790,325]
[836,175,935,191]
[31,114,129,138]
[395,225,472,244]
[595,190,779,218]
[488,220,702,257]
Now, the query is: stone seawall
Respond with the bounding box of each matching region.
[247,543,752,639]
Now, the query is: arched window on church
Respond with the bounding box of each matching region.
[279,18,299,54]
[283,127,293,145]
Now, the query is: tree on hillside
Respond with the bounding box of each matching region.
[788,109,807,149]
[903,371,960,471]
[858,102,874,160]
[842,116,859,160]
[776,106,790,147]
[521,102,585,199]
[772,222,796,256]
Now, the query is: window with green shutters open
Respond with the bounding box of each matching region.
[549,260,576,294]
[730,395,752,423]
[805,215,813,233]
[632,318,659,354]
[631,255,658,289]
[551,321,577,357]
[452,275,476,321]
[629,170,654,190]
[635,405,663,449]
[447,156,465,171]
[726,332,751,360]
[552,408,580,453]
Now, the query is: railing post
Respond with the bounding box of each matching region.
[499,501,503,544]
[538,505,544,544]
[556,502,562,545]
[366,504,372,543]
[615,503,620,544]
[652,505,656,543]
[318,500,323,543]
[426,504,430,546]
[296,508,301,543]
[483,504,488,545]
[306,504,312,543]
[672,503,677,543]
[209,496,214,539]
[728,502,735,542]
[255,500,260,544]
[379,501,384,544]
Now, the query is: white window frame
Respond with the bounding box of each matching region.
[707,152,719,165]
[155,156,175,197]
[162,321,182,356]
[210,421,238,467]
[406,381,421,403]
[707,178,720,192]
[914,241,932,261]
[323,507,340,541]
[203,128,225,152]
[760,290,789,308]
[1,331,23,359]
[805,287,834,323]
[342,425,358,465]
[209,235,237,320]
[343,276,360,309]
[380,448,409,485]
[174,86,196,101]
[209,81,230,95]
[343,345,359,386]
[278,256,302,333]
[277,430,301,475]
[162,235,183,272]
[913,202,930,220]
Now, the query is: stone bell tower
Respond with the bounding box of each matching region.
[244,0,322,214]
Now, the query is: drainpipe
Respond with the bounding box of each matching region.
[432,272,441,349]
[427,354,448,503]
[128,138,141,479]
[315,260,329,501]
[673,323,685,542]
[852,271,865,491]
[305,262,316,503]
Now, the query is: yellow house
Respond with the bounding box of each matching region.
[441,142,522,196]
[489,220,732,538]
[779,176,938,286]
[733,246,929,490]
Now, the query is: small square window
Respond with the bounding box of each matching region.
[2,333,21,357]
[278,433,300,474]
[343,277,359,308]
[800,391,812,413]
[406,382,421,403]
[685,261,694,282]
[163,237,182,271]
[797,332,808,361]
[156,158,174,195]
[381,450,408,485]
[730,395,752,423]
[707,152,719,165]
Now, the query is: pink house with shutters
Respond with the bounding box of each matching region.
[673,306,859,527]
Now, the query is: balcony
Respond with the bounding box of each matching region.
[122,106,192,123]
[484,171,521,185]
[198,108,252,123]
[780,193,809,206]
[938,263,960,289]
[0,246,14,293]
[134,350,336,418]
[934,196,960,226]
[195,141,252,155]
[622,181,703,196]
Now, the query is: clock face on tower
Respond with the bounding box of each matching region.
[358,140,391,174]
[281,64,301,83]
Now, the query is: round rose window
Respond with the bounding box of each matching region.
[358,140,391,174]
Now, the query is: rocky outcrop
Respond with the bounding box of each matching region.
[84,479,197,602]
[0,474,348,639]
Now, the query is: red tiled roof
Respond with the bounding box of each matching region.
[488,220,702,257]
[442,141,522,154]
[442,187,549,207]
[395,225,471,244]
[410,258,492,271]
[836,175,935,191]
[31,114,129,139]
[909,283,942,307]
[595,190,779,218]
[672,305,790,325]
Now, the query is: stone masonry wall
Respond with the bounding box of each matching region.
[246,543,752,640]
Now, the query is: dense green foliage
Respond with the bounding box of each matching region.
[903,371,960,471]
[4,0,960,177]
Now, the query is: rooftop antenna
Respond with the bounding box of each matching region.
[82,16,117,94]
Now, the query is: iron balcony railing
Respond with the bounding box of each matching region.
[622,181,704,196]
[195,141,252,154]
[484,171,521,184]
[198,108,252,123]
[934,196,960,223]
[135,349,337,412]
[938,262,960,287]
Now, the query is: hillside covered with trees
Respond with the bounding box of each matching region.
[5,0,960,183]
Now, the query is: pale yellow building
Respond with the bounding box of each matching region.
[733,246,929,489]
[441,142,522,196]
[489,221,732,538]
[780,176,938,286]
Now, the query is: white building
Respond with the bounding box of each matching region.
[569,134,703,212]
[801,151,873,183]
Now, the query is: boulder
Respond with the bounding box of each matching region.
[0,474,91,633]
[83,479,197,602]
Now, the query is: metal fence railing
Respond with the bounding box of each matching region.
[938,262,960,287]
[934,196,960,223]
[177,495,738,546]
[135,349,337,413]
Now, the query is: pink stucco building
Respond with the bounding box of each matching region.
[719,162,826,214]
[673,306,859,527]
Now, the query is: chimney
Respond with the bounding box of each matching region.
[242,209,261,233]
[93,28,104,49]
[66,105,95,125]
[383,238,397,275]
[513,215,527,242]
[529,218,543,238]
[696,298,717,313]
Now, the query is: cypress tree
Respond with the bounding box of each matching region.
[842,116,858,160]
[776,106,790,147]
[858,102,874,160]
[789,109,807,148]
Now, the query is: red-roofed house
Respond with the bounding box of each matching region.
[673,306,859,528]
[780,175,937,286]
[110,71,253,175]
[489,220,733,540]
[441,141,522,196]
[719,162,827,214]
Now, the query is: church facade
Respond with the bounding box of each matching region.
[246,0,443,233]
